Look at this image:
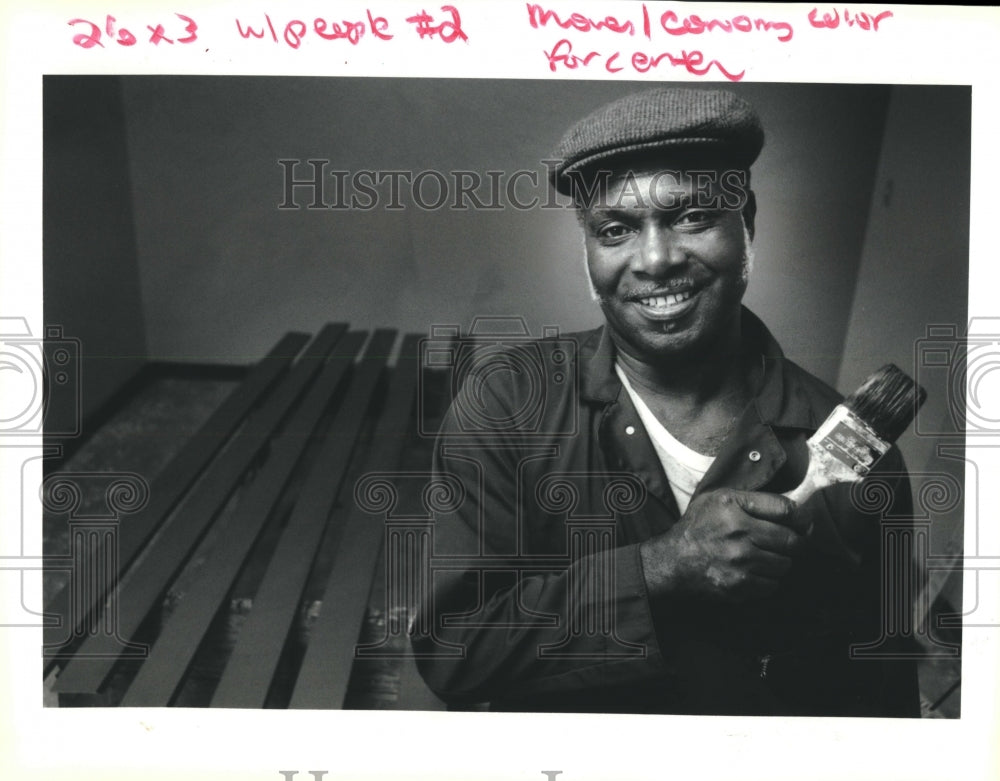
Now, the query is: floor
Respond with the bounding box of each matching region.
[42,369,962,716]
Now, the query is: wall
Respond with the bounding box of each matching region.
[838,86,971,578]
[120,78,890,386]
[43,76,147,421]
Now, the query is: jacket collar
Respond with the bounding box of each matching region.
[578,306,819,432]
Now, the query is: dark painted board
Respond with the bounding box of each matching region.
[289,334,421,709]
[210,330,398,708]
[43,330,316,657]
[120,328,367,706]
[54,325,349,696]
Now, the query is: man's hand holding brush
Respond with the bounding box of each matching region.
[641,364,925,604]
[640,489,809,603]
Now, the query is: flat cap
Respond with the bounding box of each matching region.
[550,88,764,195]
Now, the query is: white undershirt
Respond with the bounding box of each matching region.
[615,363,715,514]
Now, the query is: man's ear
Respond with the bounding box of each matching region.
[742,190,757,240]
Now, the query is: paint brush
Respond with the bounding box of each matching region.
[784,364,926,504]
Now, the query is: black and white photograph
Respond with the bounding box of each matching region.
[3,3,1000,781]
[40,76,969,717]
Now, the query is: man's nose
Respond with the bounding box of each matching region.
[634,224,686,274]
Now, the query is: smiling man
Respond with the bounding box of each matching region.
[413,88,920,717]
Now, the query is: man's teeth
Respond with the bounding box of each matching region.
[639,291,693,307]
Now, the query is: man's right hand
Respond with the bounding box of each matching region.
[639,488,809,603]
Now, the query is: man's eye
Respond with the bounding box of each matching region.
[596,223,633,240]
[674,210,716,227]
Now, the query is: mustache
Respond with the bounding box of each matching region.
[585,224,755,301]
[622,278,704,299]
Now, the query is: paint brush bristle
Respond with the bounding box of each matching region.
[843,364,927,443]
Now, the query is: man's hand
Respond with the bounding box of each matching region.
[639,488,809,603]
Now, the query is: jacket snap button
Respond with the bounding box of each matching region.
[625,425,636,436]
[748,450,762,462]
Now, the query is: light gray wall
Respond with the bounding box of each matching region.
[121,78,891,386]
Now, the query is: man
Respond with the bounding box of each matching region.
[412,88,920,716]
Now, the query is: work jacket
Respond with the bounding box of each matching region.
[413,308,920,716]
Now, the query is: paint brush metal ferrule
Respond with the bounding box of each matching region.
[784,405,891,504]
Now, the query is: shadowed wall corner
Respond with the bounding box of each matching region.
[43,75,147,422]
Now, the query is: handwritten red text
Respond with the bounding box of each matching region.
[544,38,744,81]
[808,7,893,31]
[407,6,467,42]
[526,4,639,36]
[660,10,793,43]
[234,10,391,48]
[69,13,197,48]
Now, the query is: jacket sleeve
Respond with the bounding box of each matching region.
[410,364,667,707]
